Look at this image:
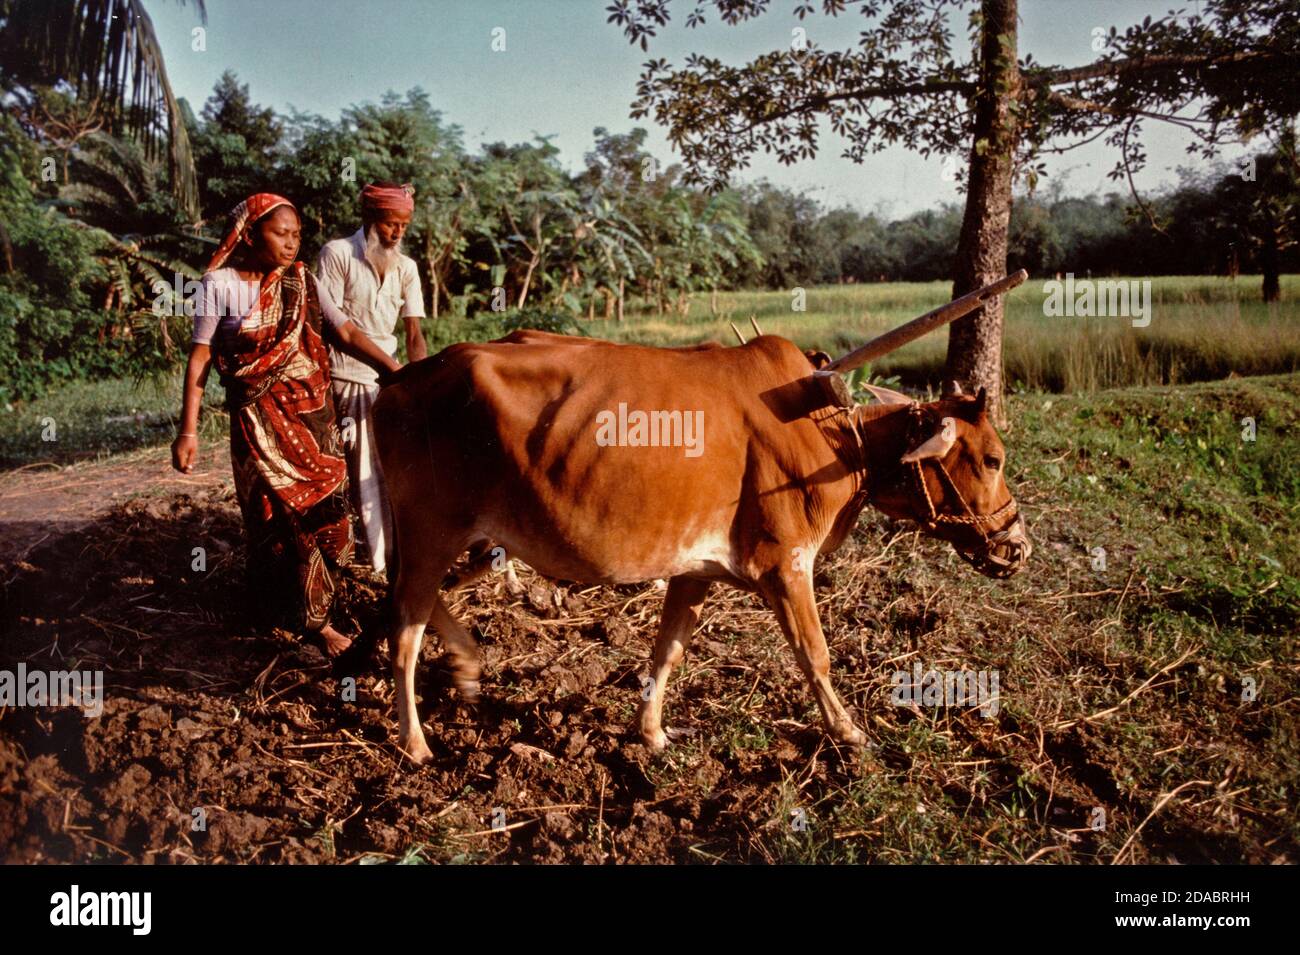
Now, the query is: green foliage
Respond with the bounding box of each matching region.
[190,70,284,220]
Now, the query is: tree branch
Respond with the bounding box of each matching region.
[1034,49,1285,88]
[737,77,975,133]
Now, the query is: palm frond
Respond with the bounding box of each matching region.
[0,0,206,220]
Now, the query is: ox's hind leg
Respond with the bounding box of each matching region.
[759,571,866,748]
[638,576,711,753]
[445,541,525,596]
[426,595,482,703]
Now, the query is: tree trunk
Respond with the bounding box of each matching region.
[617,277,625,322]
[945,0,1019,426]
[1263,265,1280,303]
[425,249,440,320]
[519,253,539,309]
[1260,226,1281,303]
[0,220,13,273]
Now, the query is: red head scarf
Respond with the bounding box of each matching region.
[207,193,296,273]
[360,182,415,216]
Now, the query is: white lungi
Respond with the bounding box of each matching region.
[332,380,393,574]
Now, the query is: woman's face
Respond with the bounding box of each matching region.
[245,205,301,270]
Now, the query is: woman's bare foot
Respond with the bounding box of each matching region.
[309,624,353,658]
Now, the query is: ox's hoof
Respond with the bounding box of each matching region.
[399,737,434,767]
[832,725,868,748]
[455,678,481,705]
[641,727,668,753]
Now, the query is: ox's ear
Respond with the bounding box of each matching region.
[973,386,987,415]
[901,416,958,463]
[862,383,912,406]
[804,348,832,370]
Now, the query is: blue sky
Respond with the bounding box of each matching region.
[148,0,1246,218]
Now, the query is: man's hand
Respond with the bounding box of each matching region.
[172,434,198,473]
[377,363,401,388]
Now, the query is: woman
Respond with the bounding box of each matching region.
[171,193,399,658]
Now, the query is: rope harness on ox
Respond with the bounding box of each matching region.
[851,402,1024,578]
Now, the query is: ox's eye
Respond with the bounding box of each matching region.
[983,455,1002,471]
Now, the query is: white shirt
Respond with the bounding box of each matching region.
[316,229,424,385]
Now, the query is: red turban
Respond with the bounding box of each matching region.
[361,183,415,216]
[207,193,296,272]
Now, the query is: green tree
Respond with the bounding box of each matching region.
[344,89,470,317]
[1210,136,1300,301]
[191,71,283,220]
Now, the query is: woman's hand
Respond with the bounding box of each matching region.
[175,343,211,473]
[172,433,198,473]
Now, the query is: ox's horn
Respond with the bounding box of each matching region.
[750,316,763,338]
[902,416,958,463]
[862,383,912,406]
[824,270,1028,375]
[730,322,747,345]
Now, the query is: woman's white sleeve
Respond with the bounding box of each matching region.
[191,274,221,344]
[310,272,351,330]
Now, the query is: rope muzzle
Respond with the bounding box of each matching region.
[874,404,1031,579]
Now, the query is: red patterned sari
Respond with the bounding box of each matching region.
[207,195,354,633]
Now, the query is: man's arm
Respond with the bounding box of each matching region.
[315,243,349,318]
[403,315,427,362]
[401,261,427,362]
[326,320,401,379]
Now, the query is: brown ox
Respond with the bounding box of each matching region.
[441,337,833,592]
[371,316,1031,765]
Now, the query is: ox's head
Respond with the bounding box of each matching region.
[865,384,1031,579]
[806,272,1033,576]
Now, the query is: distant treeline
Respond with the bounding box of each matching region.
[746,177,1297,293]
[0,71,1295,402]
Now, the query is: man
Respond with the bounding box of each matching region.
[317,181,427,577]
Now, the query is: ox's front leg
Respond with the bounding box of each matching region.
[638,576,711,753]
[759,569,866,748]
[390,556,447,767]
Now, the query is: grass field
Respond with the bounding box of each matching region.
[595,274,1300,394]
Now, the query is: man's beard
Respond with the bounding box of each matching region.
[364,227,401,279]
